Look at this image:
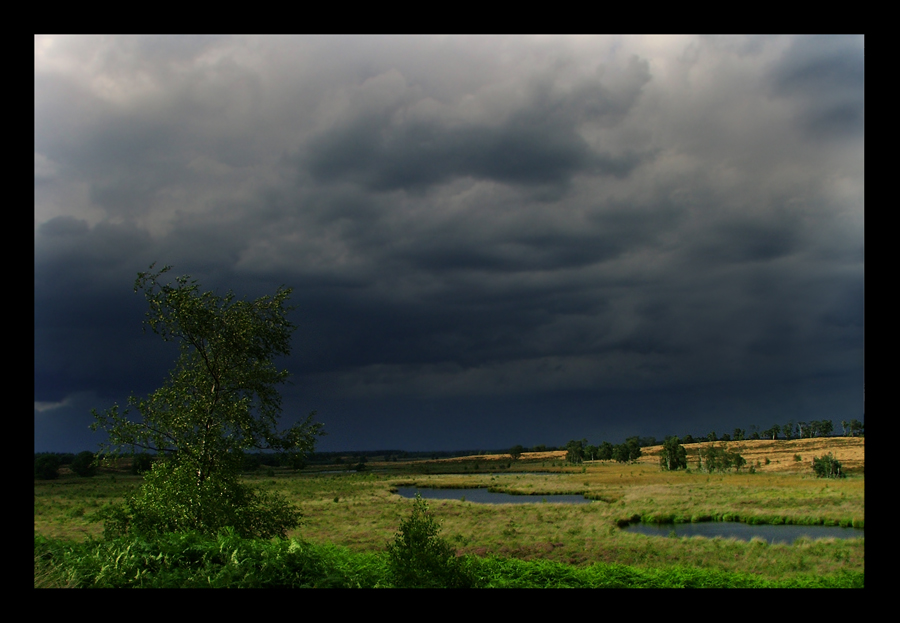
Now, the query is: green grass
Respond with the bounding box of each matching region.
[35,457,864,586]
[34,531,863,588]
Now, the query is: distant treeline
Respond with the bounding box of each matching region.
[35,417,864,478]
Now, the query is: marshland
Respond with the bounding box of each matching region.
[34,436,863,588]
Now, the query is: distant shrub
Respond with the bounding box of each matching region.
[35,454,61,480]
[241,453,261,472]
[71,451,98,477]
[131,453,154,475]
[812,453,845,479]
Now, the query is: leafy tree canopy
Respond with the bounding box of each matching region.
[91,264,324,538]
[659,436,687,471]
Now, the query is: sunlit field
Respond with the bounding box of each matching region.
[35,437,863,586]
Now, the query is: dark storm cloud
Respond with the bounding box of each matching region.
[768,35,864,140]
[302,55,651,191]
[35,36,863,452]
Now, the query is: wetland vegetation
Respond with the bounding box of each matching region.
[35,436,863,587]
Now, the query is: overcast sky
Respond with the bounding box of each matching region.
[35,35,864,453]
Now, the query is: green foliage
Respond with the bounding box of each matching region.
[98,461,302,540]
[34,454,61,480]
[70,451,98,477]
[846,419,864,437]
[130,452,154,475]
[90,264,324,539]
[659,436,688,471]
[34,531,390,588]
[508,444,524,460]
[386,495,477,588]
[35,531,864,589]
[565,439,586,464]
[613,437,642,463]
[812,453,845,479]
[597,441,614,460]
[698,445,746,473]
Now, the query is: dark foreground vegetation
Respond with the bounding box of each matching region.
[34,526,862,588]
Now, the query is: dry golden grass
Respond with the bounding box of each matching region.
[398,438,864,476]
[415,450,568,464]
[636,437,864,474]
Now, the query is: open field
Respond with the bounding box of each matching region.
[35,437,863,584]
[403,437,864,475]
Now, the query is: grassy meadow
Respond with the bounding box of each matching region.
[35,437,863,587]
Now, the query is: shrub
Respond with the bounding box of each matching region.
[35,454,61,480]
[812,453,845,479]
[130,452,154,475]
[98,460,302,540]
[71,451,98,477]
[387,494,478,588]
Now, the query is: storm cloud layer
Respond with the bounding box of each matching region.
[35,35,864,452]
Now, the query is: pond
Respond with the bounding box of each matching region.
[622,521,864,544]
[395,486,594,505]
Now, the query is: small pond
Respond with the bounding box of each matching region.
[395,486,593,505]
[622,521,863,544]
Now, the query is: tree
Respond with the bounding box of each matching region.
[91,264,324,539]
[34,454,61,480]
[130,452,154,475]
[70,450,98,477]
[782,422,794,440]
[597,441,614,461]
[659,436,687,471]
[508,445,524,461]
[614,437,642,463]
[387,494,476,588]
[698,444,746,473]
[565,439,586,464]
[808,421,820,438]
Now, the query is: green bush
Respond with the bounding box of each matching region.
[71,451,98,477]
[98,460,302,540]
[34,454,61,480]
[387,494,478,588]
[130,452,154,475]
[812,453,845,478]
